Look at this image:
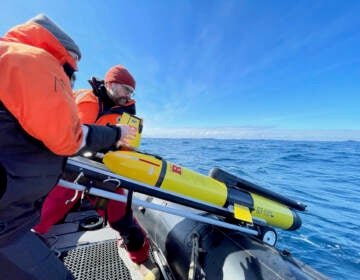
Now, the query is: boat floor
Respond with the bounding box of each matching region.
[42,208,157,280]
[40,198,329,280]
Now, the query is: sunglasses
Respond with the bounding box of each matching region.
[120,84,135,97]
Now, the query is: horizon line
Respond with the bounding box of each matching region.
[141,127,360,142]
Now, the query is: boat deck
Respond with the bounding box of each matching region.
[42,209,151,280]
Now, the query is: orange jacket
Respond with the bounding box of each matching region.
[74,88,136,125]
[0,22,83,155]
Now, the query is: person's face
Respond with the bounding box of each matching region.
[68,51,79,89]
[105,82,134,106]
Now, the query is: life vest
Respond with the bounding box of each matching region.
[96,101,136,125]
[75,77,136,126]
[0,23,83,155]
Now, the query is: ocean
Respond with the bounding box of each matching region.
[140,138,360,280]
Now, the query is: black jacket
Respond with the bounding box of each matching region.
[0,104,65,242]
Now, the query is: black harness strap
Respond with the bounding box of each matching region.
[155,159,167,187]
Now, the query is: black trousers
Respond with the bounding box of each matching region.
[0,230,73,280]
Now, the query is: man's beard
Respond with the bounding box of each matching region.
[113,96,129,106]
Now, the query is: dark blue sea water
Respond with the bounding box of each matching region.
[141,138,360,280]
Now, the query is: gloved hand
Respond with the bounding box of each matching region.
[115,124,137,149]
[77,124,137,155]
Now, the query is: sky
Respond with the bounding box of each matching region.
[2,0,360,141]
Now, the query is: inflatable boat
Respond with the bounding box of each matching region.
[43,152,330,279]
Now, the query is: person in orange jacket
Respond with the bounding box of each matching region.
[33,66,151,267]
[0,15,136,280]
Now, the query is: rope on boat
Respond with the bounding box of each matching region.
[188,233,206,280]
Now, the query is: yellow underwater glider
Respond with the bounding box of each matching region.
[103,150,305,232]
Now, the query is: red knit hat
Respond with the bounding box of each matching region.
[104,65,136,89]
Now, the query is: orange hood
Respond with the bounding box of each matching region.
[3,21,78,70]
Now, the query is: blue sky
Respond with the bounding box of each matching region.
[2,1,360,140]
